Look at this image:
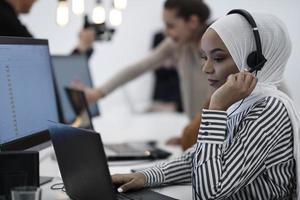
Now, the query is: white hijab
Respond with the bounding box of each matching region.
[210,12,300,198]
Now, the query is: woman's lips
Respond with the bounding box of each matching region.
[207,79,219,87]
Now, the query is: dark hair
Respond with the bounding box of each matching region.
[164,0,210,23]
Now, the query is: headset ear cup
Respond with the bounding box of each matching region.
[247,51,259,70]
[247,51,267,72]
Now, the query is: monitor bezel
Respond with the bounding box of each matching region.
[0,36,48,45]
[0,130,50,151]
[0,36,59,151]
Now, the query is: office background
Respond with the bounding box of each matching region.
[21,0,300,115]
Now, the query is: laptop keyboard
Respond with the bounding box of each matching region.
[105,142,172,160]
[115,189,178,200]
[113,185,135,200]
[116,193,134,200]
[106,143,143,154]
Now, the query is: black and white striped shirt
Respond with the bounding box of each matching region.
[141,96,296,199]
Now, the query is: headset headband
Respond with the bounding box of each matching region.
[227,9,267,72]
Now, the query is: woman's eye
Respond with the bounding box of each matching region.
[200,56,207,61]
[214,57,225,62]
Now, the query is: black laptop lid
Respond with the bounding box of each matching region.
[48,123,115,200]
[64,87,94,130]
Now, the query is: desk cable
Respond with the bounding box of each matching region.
[50,182,65,192]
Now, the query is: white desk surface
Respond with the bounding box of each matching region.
[39,112,192,200]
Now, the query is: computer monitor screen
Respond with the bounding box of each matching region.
[51,55,100,124]
[0,37,59,151]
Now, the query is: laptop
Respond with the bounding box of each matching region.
[64,87,172,161]
[48,123,177,200]
[64,87,94,130]
[51,55,100,124]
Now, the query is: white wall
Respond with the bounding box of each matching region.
[21,0,300,115]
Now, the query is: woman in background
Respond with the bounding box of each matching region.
[77,0,211,121]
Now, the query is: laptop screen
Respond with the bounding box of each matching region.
[51,55,100,124]
[0,37,59,147]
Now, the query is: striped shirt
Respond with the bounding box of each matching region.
[141,96,296,199]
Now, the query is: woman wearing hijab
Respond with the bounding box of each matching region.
[112,10,300,199]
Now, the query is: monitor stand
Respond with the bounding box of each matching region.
[40,176,53,185]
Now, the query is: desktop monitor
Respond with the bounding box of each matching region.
[51,55,100,124]
[0,37,59,151]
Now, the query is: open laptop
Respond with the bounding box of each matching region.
[64,87,172,161]
[48,123,177,200]
[64,87,94,130]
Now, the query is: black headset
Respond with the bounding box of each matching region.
[227,9,267,73]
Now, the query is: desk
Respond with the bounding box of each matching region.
[39,112,192,200]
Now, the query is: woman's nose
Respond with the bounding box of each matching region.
[202,60,214,74]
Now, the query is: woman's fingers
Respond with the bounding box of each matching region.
[118,180,139,193]
[111,173,146,193]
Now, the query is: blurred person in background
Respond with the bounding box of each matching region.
[147,30,183,113]
[74,0,212,149]
[0,0,96,57]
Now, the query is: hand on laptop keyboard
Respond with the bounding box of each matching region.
[112,173,146,193]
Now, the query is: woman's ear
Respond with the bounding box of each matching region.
[187,15,201,30]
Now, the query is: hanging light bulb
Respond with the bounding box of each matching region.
[109,8,122,27]
[92,0,106,24]
[113,0,127,10]
[56,0,69,26]
[72,0,85,15]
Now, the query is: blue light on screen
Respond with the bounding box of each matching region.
[0,44,58,144]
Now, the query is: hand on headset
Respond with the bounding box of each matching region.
[209,71,257,111]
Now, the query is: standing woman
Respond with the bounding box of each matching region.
[78,0,211,120]
[112,10,300,199]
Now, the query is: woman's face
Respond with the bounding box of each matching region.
[163,9,198,44]
[200,28,239,90]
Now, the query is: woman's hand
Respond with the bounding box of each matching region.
[70,80,104,105]
[166,137,181,146]
[112,173,146,193]
[209,71,257,111]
